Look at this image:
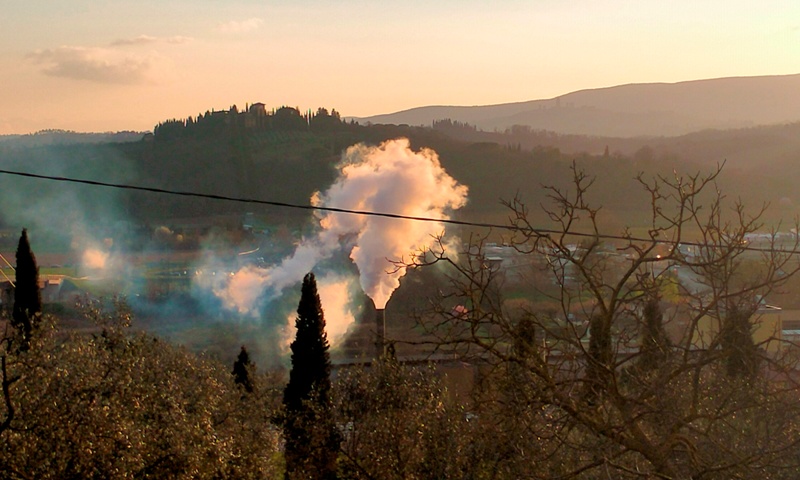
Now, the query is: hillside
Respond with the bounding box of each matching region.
[431,119,800,170]
[353,74,800,137]
[2,105,800,248]
[0,120,778,252]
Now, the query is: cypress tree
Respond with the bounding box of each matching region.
[638,295,671,371]
[232,345,255,394]
[282,272,338,479]
[721,302,759,378]
[11,229,41,350]
[586,312,613,398]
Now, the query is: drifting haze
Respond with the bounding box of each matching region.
[200,138,467,342]
[0,144,136,262]
[0,136,468,359]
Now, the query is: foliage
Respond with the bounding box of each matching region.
[0,298,283,479]
[283,273,338,479]
[636,294,671,371]
[334,358,478,479]
[720,300,760,377]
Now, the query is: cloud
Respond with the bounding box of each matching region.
[110,35,159,46]
[165,35,193,44]
[110,35,193,46]
[27,46,156,84]
[216,18,264,34]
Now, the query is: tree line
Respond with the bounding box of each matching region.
[153,106,351,140]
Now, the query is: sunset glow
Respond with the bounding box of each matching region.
[1,1,798,134]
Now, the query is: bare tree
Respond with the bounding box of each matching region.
[409,164,800,478]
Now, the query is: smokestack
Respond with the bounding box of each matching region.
[375,308,386,358]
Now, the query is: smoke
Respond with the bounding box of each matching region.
[82,247,109,270]
[215,265,266,314]
[317,138,468,307]
[279,272,360,353]
[0,136,467,364]
[316,273,359,345]
[200,238,339,315]
[0,143,136,255]
[204,137,468,331]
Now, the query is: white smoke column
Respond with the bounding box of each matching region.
[209,263,360,349]
[218,265,269,314]
[316,138,468,308]
[205,137,467,322]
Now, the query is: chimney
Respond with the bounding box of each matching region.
[375,308,386,358]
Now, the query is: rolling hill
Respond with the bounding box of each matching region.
[352,74,800,137]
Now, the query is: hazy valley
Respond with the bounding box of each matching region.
[4,74,800,478]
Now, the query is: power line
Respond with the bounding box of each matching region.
[0,168,797,256]
[0,168,511,229]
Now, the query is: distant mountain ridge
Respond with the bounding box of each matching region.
[0,130,146,147]
[352,74,800,137]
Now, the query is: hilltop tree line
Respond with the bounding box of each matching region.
[153,106,351,140]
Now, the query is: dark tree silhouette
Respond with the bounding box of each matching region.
[586,312,613,398]
[11,229,41,350]
[232,345,254,394]
[273,106,308,131]
[282,272,338,479]
[721,301,759,377]
[638,294,671,371]
[309,107,343,133]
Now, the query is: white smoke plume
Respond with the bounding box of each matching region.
[215,265,268,314]
[204,138,468,335]
[79,238,122,277]
[279,272,359,353]
[316,138,468,307]
[82,247,109,270]
[208,238,339,313]
[316,273,359,345]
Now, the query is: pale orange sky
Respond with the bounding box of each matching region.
[1,0,798,134]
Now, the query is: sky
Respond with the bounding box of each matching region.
[1,0,798,134]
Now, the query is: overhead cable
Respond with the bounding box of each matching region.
[0,168,796,256]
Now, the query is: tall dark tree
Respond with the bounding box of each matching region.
[586,312,613,398]
[11,229,41,350]
[232,345,255,394]
[638,294,671,371]
[721,301,759,377]
[282,272,338,479]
